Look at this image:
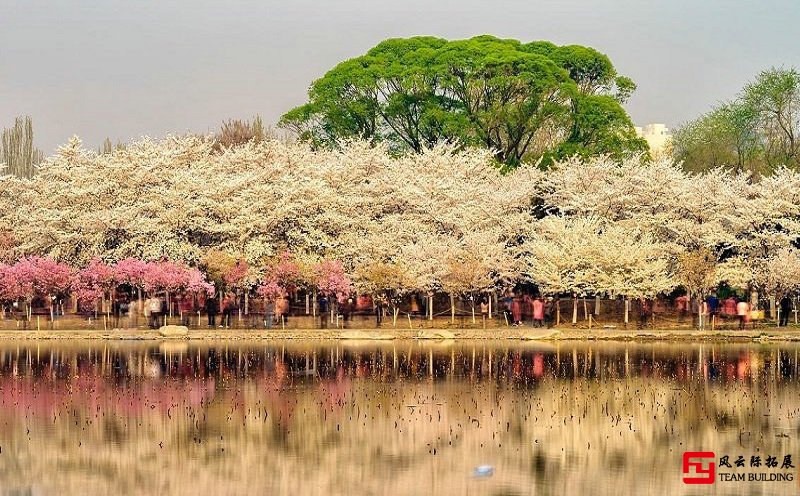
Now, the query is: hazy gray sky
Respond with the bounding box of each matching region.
[2,0,799,153]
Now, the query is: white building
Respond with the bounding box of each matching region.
[635,123,672,156]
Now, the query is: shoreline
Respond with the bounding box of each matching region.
[0,327,798,342]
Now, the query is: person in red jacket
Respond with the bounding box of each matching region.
[532,296,544,327]
[511,294,523,326]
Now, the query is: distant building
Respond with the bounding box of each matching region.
[635,123,672,157]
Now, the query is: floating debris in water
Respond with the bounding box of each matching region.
[473,465,494,477]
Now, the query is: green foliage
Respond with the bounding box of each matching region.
[1,115,43,179]
[281,35,644,167]
[673,67,800,174]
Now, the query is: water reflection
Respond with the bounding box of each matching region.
[0,341,797,495]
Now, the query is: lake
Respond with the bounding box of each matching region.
[0,340,797,495]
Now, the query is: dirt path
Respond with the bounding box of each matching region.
[0,326,797,342]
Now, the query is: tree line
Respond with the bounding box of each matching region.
[1,137,800,319]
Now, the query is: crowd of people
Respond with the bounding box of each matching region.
[6,287,798,331]
[101,292,293,330]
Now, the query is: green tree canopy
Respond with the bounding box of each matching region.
[673,67,800,175]
[281,35,646,167]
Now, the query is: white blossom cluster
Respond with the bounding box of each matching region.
[1,136,799,300]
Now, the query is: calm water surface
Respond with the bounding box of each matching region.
[0,340,798,496]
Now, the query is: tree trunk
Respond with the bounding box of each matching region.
[305,293,310,315]
[312,290,317,318]
[595,297,600,315]
[582,298,588,320]
[428,295,433,321]
[450,294,455,323]
[556,299,561,326]
[770,294,777,321]
[624,297,629,326]
[488,292,493,319]
[572,297,578,325]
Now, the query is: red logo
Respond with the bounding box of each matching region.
[683,452,715,484]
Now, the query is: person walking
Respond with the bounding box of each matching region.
[117,296,129,329]
[264,298,274,329]
[675,294,690,323]
[375,294,385,327]
[410,296,420,318]
[511,294,523,326]
[501,292,513,325]
[723,296,737,321]
[544,297,555,328]
[779,295,792,327]
[532,296,544,328]
[148,295,162,329]
[143,296,151,328]
[638,298,652,329]
[205,294,218,328]
[706,293,719,328]
[343,297,354,327]
[221,293,235,328]
[178,293,193,327]
[318,294,329,328]
[736,298,749,330]
[249,295,263,328]
[276,296,290,326]
[128,297,139,329]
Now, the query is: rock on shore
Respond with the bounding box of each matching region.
[158,325,189,337]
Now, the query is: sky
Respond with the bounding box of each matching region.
[2,0,799,154]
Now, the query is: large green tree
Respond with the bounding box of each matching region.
[673,67,800,174]
[281,35,646,167]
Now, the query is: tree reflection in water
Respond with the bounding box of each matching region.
[0,341,795,495]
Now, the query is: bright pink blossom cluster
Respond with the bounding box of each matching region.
[0,257,74,301]
[255,253,352,301]
[0,254,350,305]
[223,260,250,289]
[72,259,215,303]
[313,260,352,299]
